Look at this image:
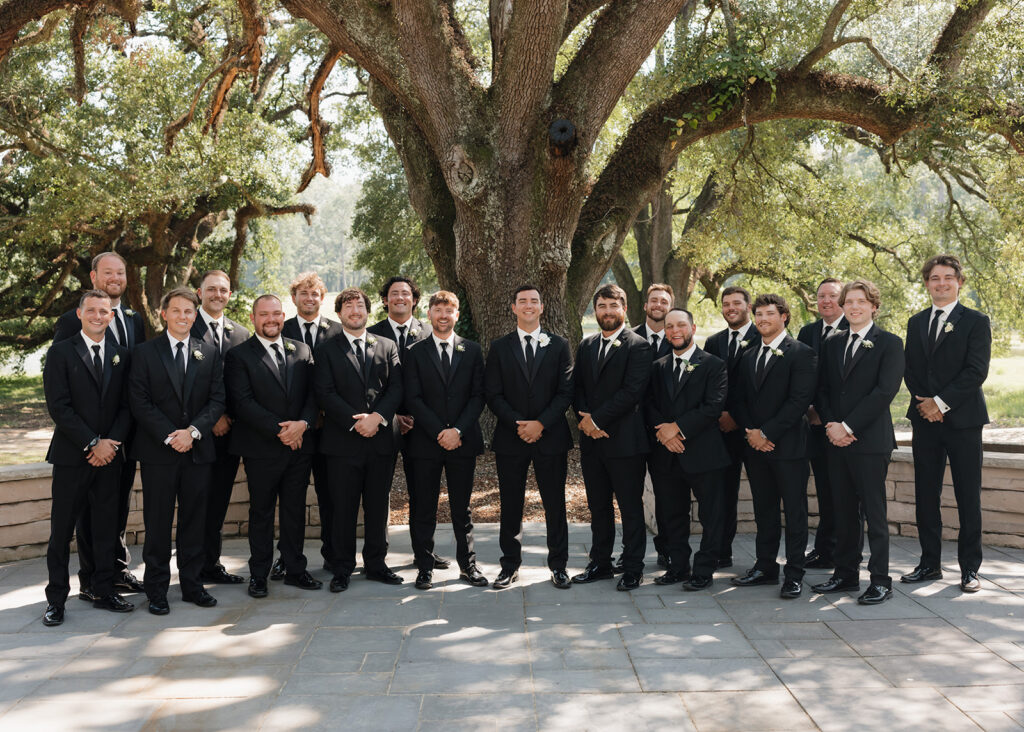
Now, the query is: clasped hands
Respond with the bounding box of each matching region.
[516,419,544,443]
[824,422,856,447]
[352,413,384,438]
[86,438,120,466]
[745,428,775,452]
[278,420,307,450]
[654,422,685,453]
[914,395,944,423]
[577,412,609,440]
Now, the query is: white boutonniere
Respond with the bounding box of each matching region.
[318,321,328,330]
[409,326,421,337]
[284,342,296,353]
[685,362,698,373]
[944,322,954,334]
[611,339,622,348]
[123,308,135,317]
[455,343,466,352]
[111,354,120,366]
[770,347,784,357]
[223,321,234,332]
[739,340,750,349]
[537,333,551,348]
[192,349,204,361]
[861,340,874,349]
[366,335,377,347]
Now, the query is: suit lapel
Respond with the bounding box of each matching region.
[842,326,877,381]
[182,338,202,404]
[932,303,963,353]
[597,333,624,375]
[674,348,701,396]
[449,335,464,380]
[424,337,447,382]
[509,334,530,383]
[255,338,286,390]
[530,332,550,381]
[342,337,366,383]
[101,346,115,397]
[73,337,101,387]
[918,308,932,353]
[159,338,184,403]
[589,336,602,380]
[759,337,788,387]
[362,337,377,383]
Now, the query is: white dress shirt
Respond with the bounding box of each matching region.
[928,301,958,414]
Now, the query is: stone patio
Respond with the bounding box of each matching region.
[1,524,1022,731]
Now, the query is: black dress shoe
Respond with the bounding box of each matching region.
[612,555,626,575]
[657,553,670,569]
[248,577,269,598]
[617,572,642,591]
[148,597,170,615]
[572,563,615,584]
[551,569,571,589]
[285,571,323,590]
[654,569,690,585]
[200,566,245,585]
[960,570,981,593]
[731,568,779,586]
[717,557,733,569]
[682,576,713,591]
[900,566,942,583]
[804,550,835,569]
[432,554,451,570]
[811,576,860,593]
[78,586,98,602]
[780,579,803,599]
[460,565,488,587]
[93,593,134,613]
[270,558,285,581]
[114,572,145,593]
[329,575,350,593]
[43,603,65,626]
[183,590,218,607]
[857,584,893,605]
[366,568,404,585]
[414,570,433,590]
[492,569,519,589]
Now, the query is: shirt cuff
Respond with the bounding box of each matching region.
[373,412,388,427]
[841,422,854,436]
[933,395,951,413]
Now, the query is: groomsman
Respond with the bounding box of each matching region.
[42,291,135,626]
[225,295,322,598]
[702,286,756,568]
[367,276,451,572]
[272,271,343,578]
[572,284,652,590]
[191,270,250,586]
[644,308,731,591]
[798,278,849,570]
[314,288,405,592]
[731,294,816,598]
[404,291,488,590]
[485,285,573,589]
[811,280,903,604]
[53,252,145,596]
[129,287,225,614]
[902,254,990,593]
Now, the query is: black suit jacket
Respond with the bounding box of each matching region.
[404,335,485,459]
[732,334,817,460]
[703,323,757,414]
[485,331,573,456]
[644,347,731,474]
[283,316,344,349]
[314,332,403,457]
[43,336,132,465]
[573,328,652,458]
[54,305,146,349]
[225,336,318,458]
[632,323,673,359]
[904,303,990,428]
[368,317,429,360]
[797,316,849,355]
[128,336,226,464]
[816,325,903,455]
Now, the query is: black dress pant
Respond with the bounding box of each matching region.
[246,453,312,579]
[911,421,983,573]
[310,451,332,567]
[807,426,837,559]
[650,465,724,577]
[717,430,746,560]
[75,457,136,588]
[745,452,808,581]
[411,455,477,572]
[201,436,240,572]
[141,458,211,600]
[326,454,395,577]
[581,451,647,575]
[46,463,120,605]
[496,451,569,572]
[829,448,891,587]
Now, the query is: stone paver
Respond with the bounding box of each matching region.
[1,526,1022,730]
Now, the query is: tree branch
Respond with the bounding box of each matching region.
[0,0,139,63]
[926,0,998,81]
[297,45,343,193]
[564,0,606,41]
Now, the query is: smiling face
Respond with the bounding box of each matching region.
[664,310,695,353]
[721,292,750,328]
[428,301,459,337]
[385,281,415,323]
[337,296,369,335]
[198,273,231,318]
[754,304,786,343]
[594,296,625,334]
[841,287,877,330]
[925,264,963,308]
[161,296,197,341]
[511,289,543,331]
[78,295,113,342]
[252,296,285,339]
[643,288,673,328]
[90,256,126,303]
[816,281,843,322]
[292,286,323,320]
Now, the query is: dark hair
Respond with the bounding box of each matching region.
[512,284,543,303]
[78,289,111,309]
[666,307,694,325]
[161,286,200,310]
[921,254,965,282]
[721,285,751,304]
[645,283,674,302]
[592,283,627,308]
[379,276,421,312]
[816,278,843,293]
[91,252,127,271]
[335,288,371,312]
[252,294,282,312]
[752,293,791,325]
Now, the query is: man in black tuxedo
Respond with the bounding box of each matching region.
[225,294,322,598]
[42,291,135,626]
[53,252,146,596]
[731,294,816,599]
[190,270,250,586]
[314,288,405,592]
[367,276,451,572]
[572,284,652,591]
[270,271,344,579]
[645,308,731,591]
[404,290,488,590]
[797,278,849,570]
[902,254,990,593]
[129,287,225,614]
[702,285,756,568]
[485,285,573,590]
[811,280,904,605]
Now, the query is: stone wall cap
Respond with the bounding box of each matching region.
[891,446,1024,470]
[0,463,50,481]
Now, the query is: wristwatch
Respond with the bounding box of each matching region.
[85,436,100,452]
[189,426,201,440]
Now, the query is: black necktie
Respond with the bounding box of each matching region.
[113,308,127,346]
[397,325,408,352]
[651,334,659,352]
[440,341,451,379]
[928,309,941,349]
[729,331,739,360]
[174,342,185,389]
[209,321,221,353]
[598,338,610,364]
[673,356,683,385]
[271,342,286,381]
[844,333,859,368]
[524,335,535,372]
[755,345,769,378]
[823,323,833,341]
[353,338,365,367]
[304,322,315,350]
[92,344,103,383]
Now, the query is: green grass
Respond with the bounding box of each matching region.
[0,373,47,429]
